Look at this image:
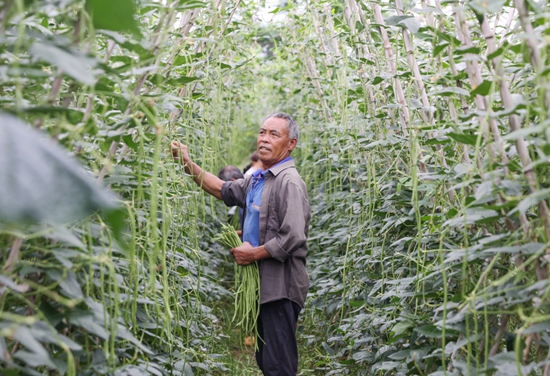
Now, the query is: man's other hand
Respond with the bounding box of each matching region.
[230,242,271,265]
[230,242,256,266]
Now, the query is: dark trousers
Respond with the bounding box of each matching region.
[256,299,302,376]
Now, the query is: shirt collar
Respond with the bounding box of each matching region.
[252,156,293,178]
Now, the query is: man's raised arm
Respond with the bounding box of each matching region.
[171,140,224,200]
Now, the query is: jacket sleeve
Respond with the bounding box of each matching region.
[221,176,251,208]
[263,178,310,262]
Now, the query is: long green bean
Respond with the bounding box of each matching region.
[214,223,261,349]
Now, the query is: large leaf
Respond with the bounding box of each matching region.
[470,80,493,96]
[385,15,421,34]
[447,132,478,146]
[29,321,83,351]
[414,325,444,338]
[0,112,119,224]
[86,0,140,35]
[177,0,208,10]
[509,188,550,215]
[398,17,421,34]
[13,326,57,369]
[469,0,506,14]
[432,87,470,97]
[68,310,109,340]
[29,42,96,86]
[444,208,500,227]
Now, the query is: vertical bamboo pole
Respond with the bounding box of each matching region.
[344,0,379,122]
[513,0,550,117]
[479,14,550,243]
[352,0,399,135]
[302,49,335,123]
[454,7,530,254]
[394,0,453,197]
[371,4,411,136]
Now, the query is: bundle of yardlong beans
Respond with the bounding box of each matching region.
[214,223,260,348]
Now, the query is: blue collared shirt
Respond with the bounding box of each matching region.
[242,157,293,247]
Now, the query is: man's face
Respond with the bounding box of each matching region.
[257,117,297,169]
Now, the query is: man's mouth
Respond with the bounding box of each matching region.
[259,146,270,152]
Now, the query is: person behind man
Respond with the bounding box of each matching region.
[218,165,244,182]
[217,165,244,231]
[171,112,310,376]
[243,150,263,177]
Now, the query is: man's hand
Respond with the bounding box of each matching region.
[171,140,190,166]
[230,242,256,266]
[230,242,271,265]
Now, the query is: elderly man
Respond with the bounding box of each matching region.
[171,112,310,376]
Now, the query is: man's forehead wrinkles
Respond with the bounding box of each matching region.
[260,126,280,133]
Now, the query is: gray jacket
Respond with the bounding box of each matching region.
[221,159,310,307]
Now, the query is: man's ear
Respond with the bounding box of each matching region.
[288,138,297,152]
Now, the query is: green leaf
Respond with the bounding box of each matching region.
[482,243,545,256]
[503,119,550,141]
[20,106,84,125]
[444,208,500,227]
[116,324,154,354]
[470,80,493,96]
[388,349,411,360]
[13,327,57,369]
[412,6,444,14]
[322,342,335,356]
[0,273,28,292]
[176,0,208,10]
[433,42,449,57]
[0,112,120,224]
[523,321,550,335]
[384,16,414,26]
[509,188,550,215]
[58,270,84,299]
[489,352,521,376]
[455,46,481,55]
[469,0,506,14]
[169,76,201,85]
[372,76,388,85]
[377,361,401,371]
[392,320,413,335]
[45,224,86,249]
[414,325,443,338]
[398,17,421,34]
[113,365,150,376]
[86,0,140,36]
[352,350,374,362]
[487,42,508,60]
[96,31,147,54]
[433,87,470,96]
[447,132,478,146]
[29,321,83,351]
[68,310,109,340]
[29,43,96,86]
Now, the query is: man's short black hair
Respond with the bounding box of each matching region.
[218,165,244,181]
